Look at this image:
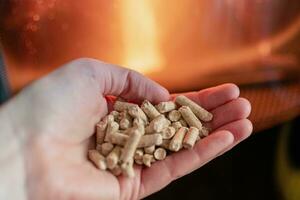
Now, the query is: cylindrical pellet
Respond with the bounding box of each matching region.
[120,128,143,165]
[106,146,122,170]
[128,105,148,124]
[114,101,136,112]
[179,119,188,127]
[161,126,176,139]
[120,118,132,130]
[110,111,120,122]
[169,127,188,152]
[143,154,154,167]
[135,158,143,165]
[96,144,102,152]
[154,148,167,160]
[183,127,200,149]
[160,139,171,149]
[133,117,145,128]
[101,142,114,156]
[119,110,132,130]
[155,101,177,113]
[88,150,107,170]
[121,158,135,178]
[134,149,144,165]
[147,115,171,132]
[179,106,202,130]
[96,121,107,144]
[138,134,163,148]
[167,110,181,122]
[103,114,115,124]
[199,126,210,137]
[144,145,155,154]
[110,132,128,146]
[141,100,161,120]
[110,132,162,147]
[134,149,144,160]
[96,114,114,144]
[175,95,213,122]
[171,121,182,131]
[104,121,119,142]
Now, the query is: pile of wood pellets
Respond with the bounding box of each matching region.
[88,95,213,177]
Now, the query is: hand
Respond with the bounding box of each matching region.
[1,58,252,200]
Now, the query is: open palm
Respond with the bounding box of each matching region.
[10,59,252,200]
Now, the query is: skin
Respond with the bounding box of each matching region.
[0,58,252,200]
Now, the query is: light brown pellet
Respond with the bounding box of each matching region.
[134,149,144,165]
[141,100,161,120]
[168,110,181,122]
[154,148,167,160]
[138,134,163,148]
[133,117,146,130]
[96,121,107,144]
[161,126,176,139]
[156,101,177,113]
[101,142,114,156]
[95,143,101,151]
[179,119,188,127]
[160,139,171,149]
[147,115,171,133]
[179,106,202,130]
[169,127,188,152]
[96,114,114,144]
[199,126,210,137]
[104,121,119,142]
[120,128,142,177]
[110,111,120,122]
[171,121,183,131]
[134,149,144,160]
[175,95,213,122]
[121,159,135,178]
[114,101,136,112]
[119,111,132,130]
[88,150,107,170]
[144,145,155,154]
[106,146,122,170]
[183,127,200,149]
[120,118,132,130]
[104,114,115,124]
[143,154,154,167]
[128,105,148,124]
[110,132,162,147]
[135,158,143,165]
[110,132,128,146]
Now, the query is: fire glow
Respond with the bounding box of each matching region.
[0,0,300,91]
[120,0,163,73]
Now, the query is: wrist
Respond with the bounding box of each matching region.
[0,99,27,200]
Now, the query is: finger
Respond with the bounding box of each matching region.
[205,98,251,130]
[172,83,240,110]
[215,119,253,156]
[85,59,170,104]
[138,130,234,198]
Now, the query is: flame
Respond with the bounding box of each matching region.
[120,0,163,73]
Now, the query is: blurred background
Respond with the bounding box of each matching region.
[0,0,299,199]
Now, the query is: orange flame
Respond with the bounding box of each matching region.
[120,0,163,73]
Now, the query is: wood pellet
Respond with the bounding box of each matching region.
[88,95,213,177]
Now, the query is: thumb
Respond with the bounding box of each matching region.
[85,59,170,104]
